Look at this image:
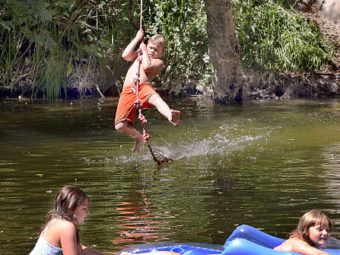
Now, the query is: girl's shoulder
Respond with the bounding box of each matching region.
[42,218,77,248]
[278,237,307,250]
[287,237,318,254]
[289,236,309,245]
[50,218,77,241]
[47,218,76,233]
[55,219,75,230]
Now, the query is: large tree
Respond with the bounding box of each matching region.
[204,0,241,103]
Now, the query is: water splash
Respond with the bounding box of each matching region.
[156,134,262,161]
[115,123,266,164]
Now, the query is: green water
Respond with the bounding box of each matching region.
[0,98,340,254]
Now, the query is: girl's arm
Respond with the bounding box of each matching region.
[59,222,80,255]
[291,239,331,255]
[122,29,144,62]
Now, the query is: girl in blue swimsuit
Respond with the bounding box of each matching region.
[29,185,102,255]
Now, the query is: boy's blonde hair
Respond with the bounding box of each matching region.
[148,34,166,50]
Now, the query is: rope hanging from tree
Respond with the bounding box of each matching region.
[133,0,172,165]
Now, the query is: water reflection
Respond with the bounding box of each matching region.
[112,197,165,248]
[0,99,340,254]
[322,143,340,225]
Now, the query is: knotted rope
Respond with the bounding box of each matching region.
[132,0,172,165]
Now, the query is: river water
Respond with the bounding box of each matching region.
[0,98,340,254]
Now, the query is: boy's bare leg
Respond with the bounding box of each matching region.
[132,139,144,153]
[170,110,180,127]
[148,94,180,126]
[115,121,145,153]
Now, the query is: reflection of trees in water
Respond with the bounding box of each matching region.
[111,188,170,250]
[112,202,158,242]
[322,143,340,202]
[322,143,340,238]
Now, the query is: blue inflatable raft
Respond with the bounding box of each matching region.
[122,225,340,255]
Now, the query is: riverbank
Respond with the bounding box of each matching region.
[1,69,339,101]
[242,71,340,100]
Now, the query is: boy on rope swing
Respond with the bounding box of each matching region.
[114,29,181,153]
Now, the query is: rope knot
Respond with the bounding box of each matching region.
[143,129,150,142]
[134,98,141,109]
[138,109,147,124]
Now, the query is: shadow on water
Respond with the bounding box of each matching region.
[0,98,340,254]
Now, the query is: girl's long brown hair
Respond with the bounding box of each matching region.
[45,185,89,243]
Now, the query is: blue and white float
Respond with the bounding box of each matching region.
[122,225,340,255]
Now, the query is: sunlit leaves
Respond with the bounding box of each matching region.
[232,0,334,72]
[142,0,210,90]
[0,0,125,99]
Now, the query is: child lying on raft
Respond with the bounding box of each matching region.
[274,209,333,255]
[121,210,337,255]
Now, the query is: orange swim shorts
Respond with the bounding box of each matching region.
[114,83,158,126]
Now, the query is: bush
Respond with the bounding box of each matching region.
[232,0,334,72]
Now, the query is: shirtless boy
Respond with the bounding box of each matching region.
[115,29,180,153]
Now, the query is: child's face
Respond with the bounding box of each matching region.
[147,42,163,59]
[74,199,89,225]
[308,223,330,246]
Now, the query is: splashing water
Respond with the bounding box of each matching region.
[157,134,263,161]
[115,123,267,164]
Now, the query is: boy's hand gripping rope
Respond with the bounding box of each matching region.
[133,54,172,165]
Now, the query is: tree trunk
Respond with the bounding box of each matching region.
[204,0,241,104]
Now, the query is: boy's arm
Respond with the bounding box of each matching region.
[122,29,144,62]
[139,42,164,74]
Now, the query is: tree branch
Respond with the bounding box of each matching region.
[128,0,140,30]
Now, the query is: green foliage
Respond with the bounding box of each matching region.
[0,0,336,99]
[232,0,334,72]
[0,0,125,99]
[40,48,67,100]
[141,0,210,91]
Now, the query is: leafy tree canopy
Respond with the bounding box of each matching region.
[0,0,335,100]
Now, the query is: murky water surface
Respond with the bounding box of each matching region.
[1,98,340,254]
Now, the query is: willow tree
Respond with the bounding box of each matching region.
[204,0,241,104]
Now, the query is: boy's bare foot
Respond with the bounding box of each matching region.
[132,139,144,153]
[170,110,180,127]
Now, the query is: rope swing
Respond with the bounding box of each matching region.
[133,0,172,165]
